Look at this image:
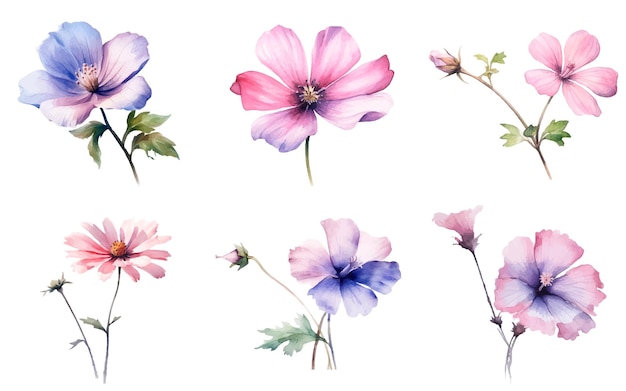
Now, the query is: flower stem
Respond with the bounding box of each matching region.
[326,313,337,369]
[305,136,313,186]
[103,267,122,385]
[58,289,99,379]
[249,256,332,369]
[505,334,519,381]
[100,108,140,184]
[470,251,507,345]
[311,313,326,370]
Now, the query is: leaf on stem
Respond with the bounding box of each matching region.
[541,120,571,146]
[256,314,326,356]
[500,123,525,147]
[80,317,106,332]
[69,121,107,167]
[491,52,506,65]
[127,110,171,134]
[69,339,84,350]
[131,132,179,159]
[110,316,121,326]
[523,125,538,138]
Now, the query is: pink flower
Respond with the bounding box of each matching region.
[65,218,170,282]
[231,25,394,152]
[433,205,482,252]
[429,50,461,75]
[494,230,605,340]
[524,30,618,116]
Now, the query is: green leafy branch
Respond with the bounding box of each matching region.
[500,120,570,147]
[475,52,506,85]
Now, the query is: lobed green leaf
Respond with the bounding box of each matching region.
[256,314,326,356]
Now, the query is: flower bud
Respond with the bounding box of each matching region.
[216,243,250,270]
[511,322,526,337]
[42,273,71,295]
[430,50,461,75]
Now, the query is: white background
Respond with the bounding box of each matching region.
[1,0,623,389]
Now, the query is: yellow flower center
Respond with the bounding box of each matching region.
[110,240,127,258]
[75,63,99,92]
[300,84,320,104]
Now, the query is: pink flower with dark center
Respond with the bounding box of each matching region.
[231,25,394,152]
[524,30,618,116]
[495,230,605,340]
[65,218,170,282]
[433,206,482,252]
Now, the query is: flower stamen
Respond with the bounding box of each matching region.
[538,272,554,290]
[75,63,99,92]
[298,81,323,109]
[110,240,127,258]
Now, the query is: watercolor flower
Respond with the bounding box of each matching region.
[524,30,618,116]
[216,244,250,270]
[231,25,394,152]
[65,218,170,282]
[433,205,482,252]
[429,50,461,75]
[494,230,605,340]
[289,218,401,317]
[18,21,151,127]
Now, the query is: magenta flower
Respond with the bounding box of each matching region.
[231,25,394,152]
[433,205,482,252]
[494,230,605,340]
[524,30,618,116]
[65,218,170,282]
[289,218,401,317]
[18,21,151,127]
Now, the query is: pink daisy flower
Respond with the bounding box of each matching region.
[65,218,170,282]
[524,30,618,116]
[495,230,605,340]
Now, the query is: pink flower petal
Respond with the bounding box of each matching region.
[570,67,618,97]
[310,27,361,88]
[289,239,335,287]
[494,277,535,313]
[563,30,600,72]
[324,55,394,100]
[534,230,584,277]
[550,264,606,315]
[515,297,556,336]
[230,71,298,110]
[251,108,317,152]
[138,263,166,279]
[433,206,482,237]
[121,264,140,282]
[256,25,308,88]
[39,93,97,127]
[65,232,108,254]
[99,32,149,90]
[524,69,562,96]
[354,231,391,262]
[315,93,393,130]
[561,80,602,116]
[557,312,595,340]
[528,32,562,72]
[499,236,538,285]
[97,261,117,281]
[321,218,360,270]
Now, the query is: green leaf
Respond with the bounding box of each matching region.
[80,317,105,332]
[69,339,84,350]
[474,54,489,65]
[491,52,506,65]
[541,120,570,146]
[128,111,171,134]
[69,121,107,139]
[88,127,107,168]
[131,132,179,159]
[523,125,538,138]
[256,314,326,356]
[499,123,525,147]
[110,316,121,326]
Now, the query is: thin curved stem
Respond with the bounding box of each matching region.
[470,251,507,345]
[305,136,313,186]
[311,313,326,370]
[103,267,122,385]
[505,335,518,381]
[327,313,337,369]
[100,108,139,184]
[58,290,99,379]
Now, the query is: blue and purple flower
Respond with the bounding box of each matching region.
[19,21,151,127]
[289,218,401,317]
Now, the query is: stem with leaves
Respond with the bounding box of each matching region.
[100,109,139,184]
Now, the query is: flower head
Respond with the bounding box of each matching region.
[524,30,618,116]
[42,273,71,295]
[65,218,170,282]
[231,25,394,152]
[433,205,482,252]
[289,218,401,317]
[430,49,461,76]
[216,243,250,270]
[18,21,152,127]
[495,230,605,340]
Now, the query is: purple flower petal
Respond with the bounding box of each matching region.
[96,76,151,111]
[348,261,400,294]
[494,277,535,313]
[256,25,308,88]
[321,218,360,271]
[289,239,335,287]
[340,278,378,317]
[39,94,96,127]
[499,236,538,286]
[251,108,317,152]
[310,27,360,88]
[316,93,393,130]
[550,264,606,315]
[99,32,149,91]
[308,276,342,315]
[324,55,394,100]
[18,70,79,107]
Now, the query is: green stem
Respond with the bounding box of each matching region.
[305,136,313,186]
[311,313,326,370]
[103,268,122,385]
[58,289,99,379]
[100,108,140,184]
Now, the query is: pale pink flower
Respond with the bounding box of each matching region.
[433,205,482,252]
[231,25,394,152]
[429,50,461,75]
[524,30,618,116]
[65,218,170,282]
[495,230,605,340]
